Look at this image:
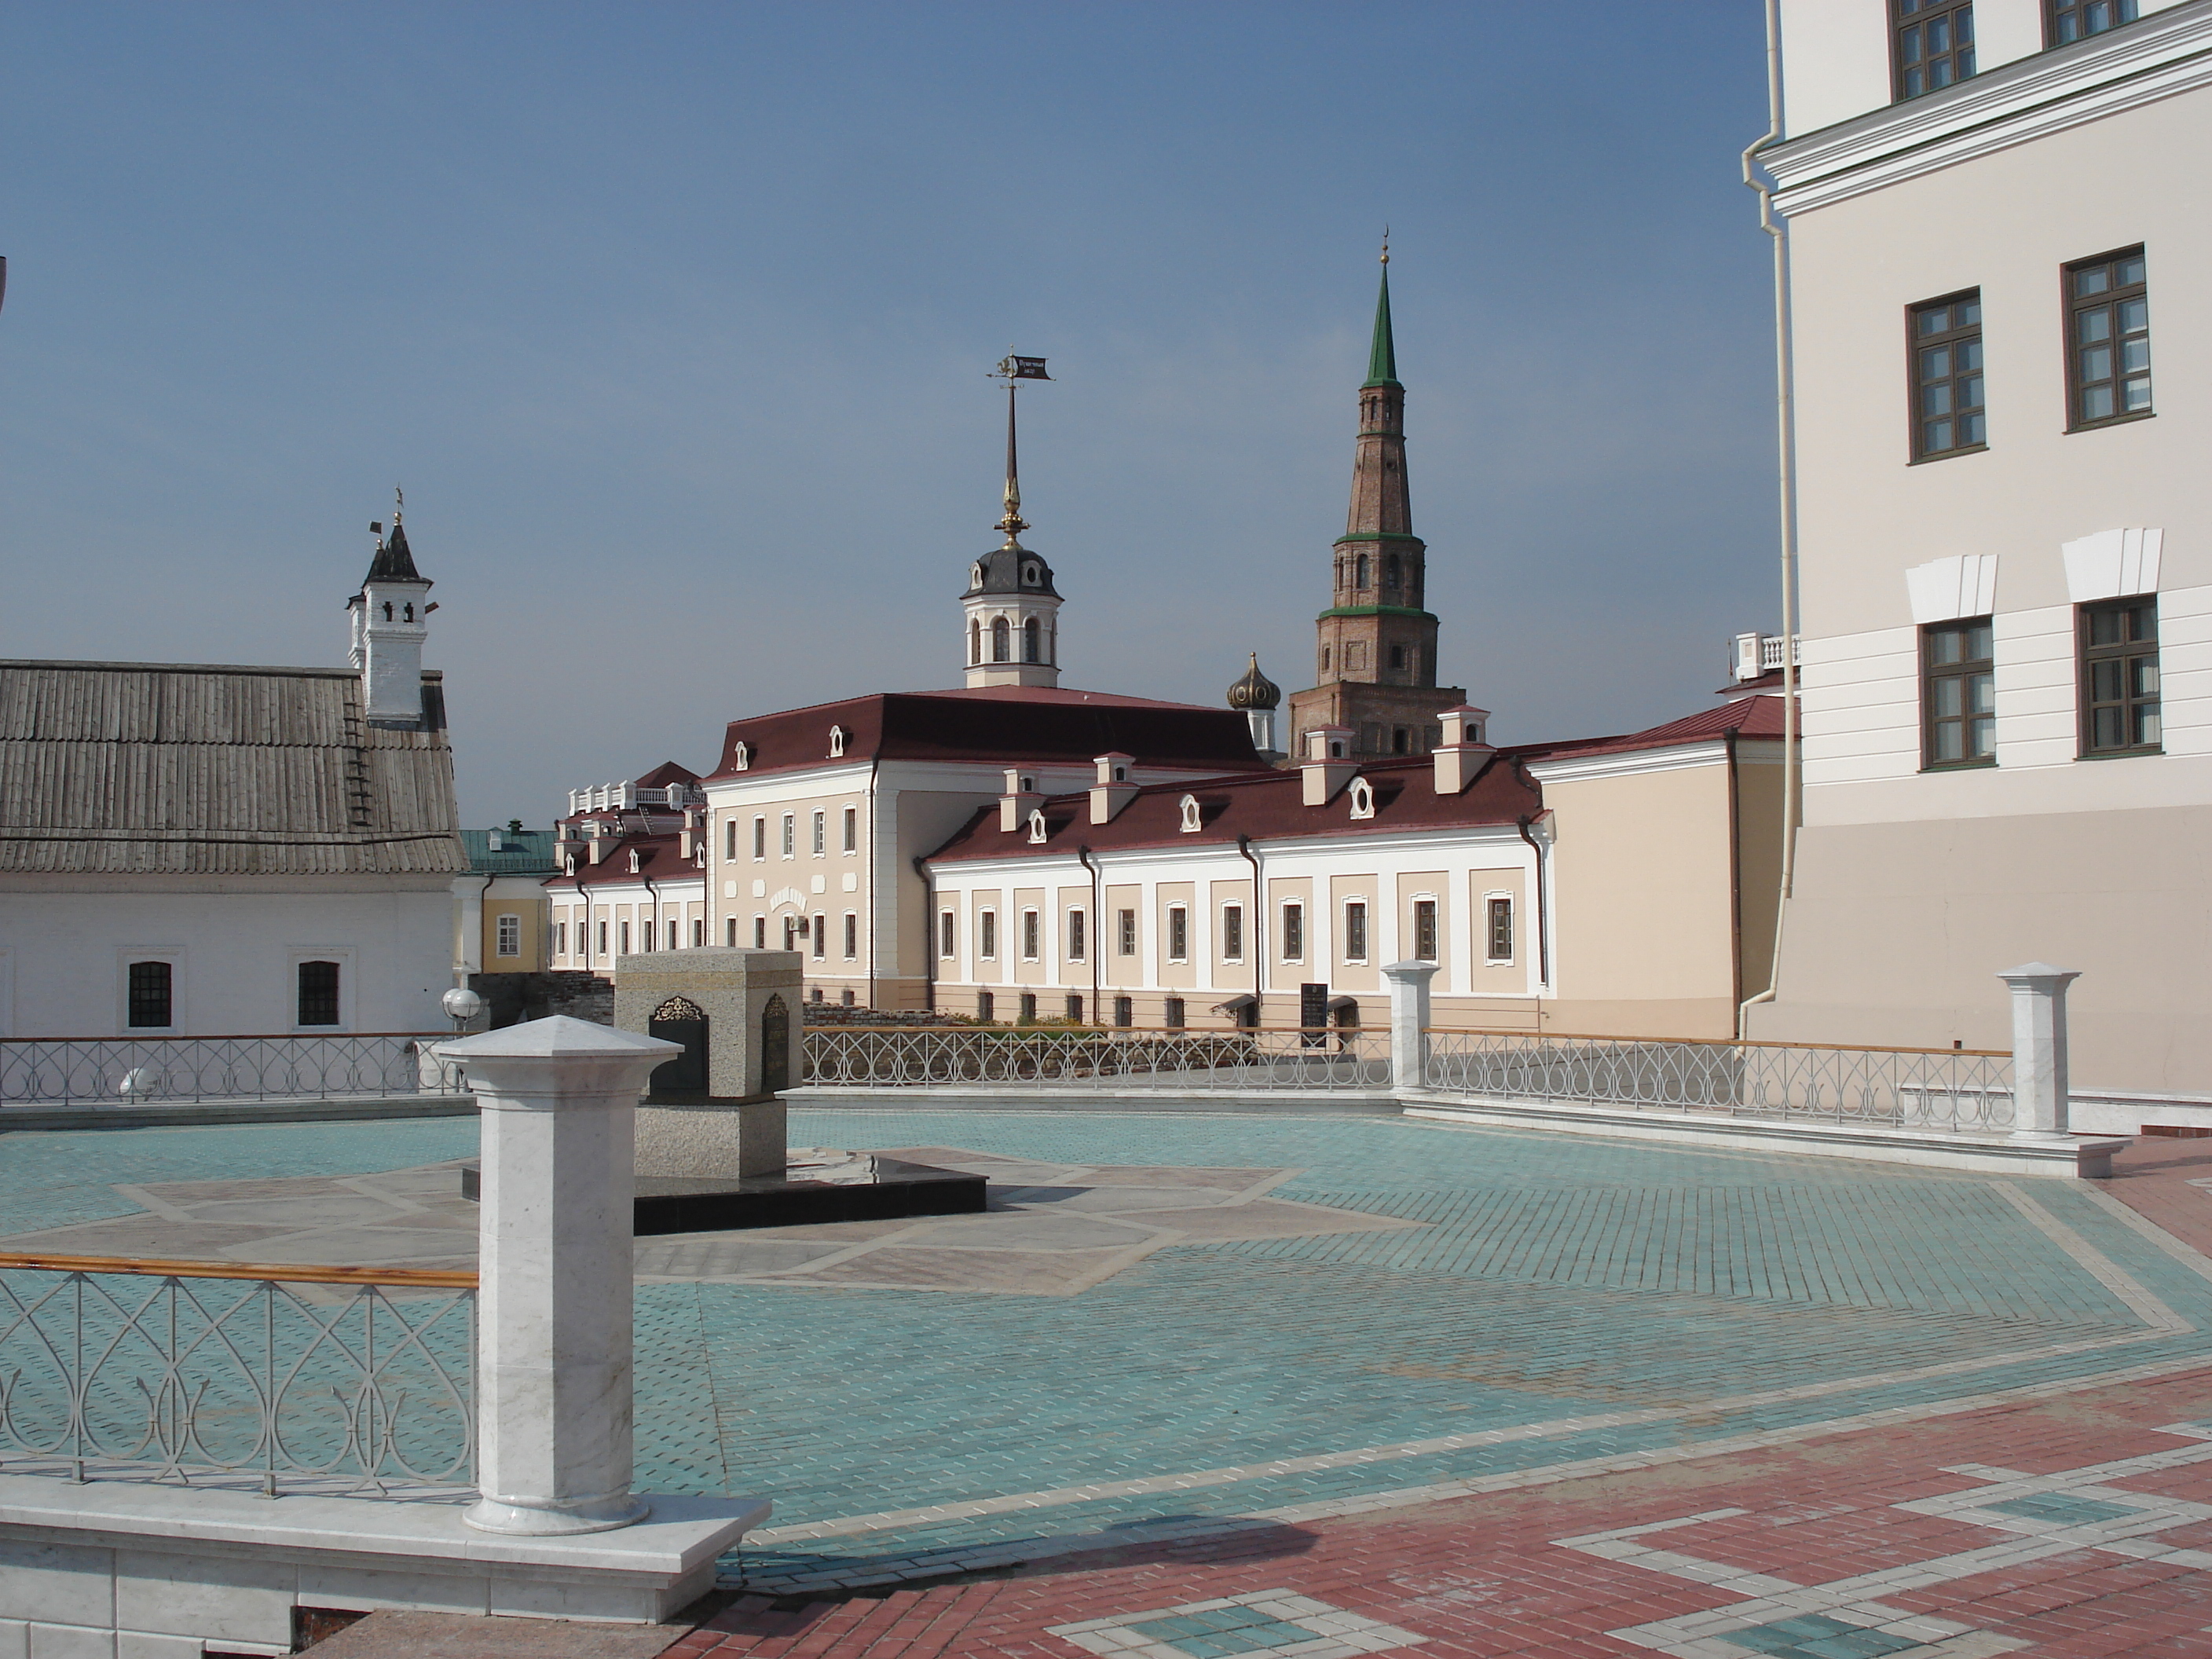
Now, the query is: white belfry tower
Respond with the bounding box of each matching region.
[961,354,1063,688]
[348,493,434,727]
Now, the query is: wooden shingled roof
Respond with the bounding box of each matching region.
[0,660,466,877]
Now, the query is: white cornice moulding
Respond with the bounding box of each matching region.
[1525,740,1732,785]
[2063,527,2164,601]
[1906,553,2000,624]
[1767,2,2212,214]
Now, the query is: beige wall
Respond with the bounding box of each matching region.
[1101,882,1141,989]
[1466,869,1525,998]
[478,875,549,974]
[1155,882,1196,990]
[1265,875,1315,993]
[1328,874,1379,994]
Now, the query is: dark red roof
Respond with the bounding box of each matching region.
[632,759,701,789]
[707,687,1260,780]
[544,831,705,892]
[1527,694,1792,764]
[925,752,1542,863]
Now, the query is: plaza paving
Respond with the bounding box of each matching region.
[6,1111,2212,1654]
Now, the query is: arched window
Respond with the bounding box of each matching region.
[1027,808,1048,844]
[1384,555,1400,588]
[1348,778,1375,820]
[731,742,749,772]
[403,602,415,621]
[1023,617,1040,663]
[1355,554,1369,588]
[828,725,845,757]
[969,618,981,664]
[1178,794,1202,833]
[991,617,1009,662]
[381,602,394,621]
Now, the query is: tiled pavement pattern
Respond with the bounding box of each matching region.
[9,1115,2212,1652]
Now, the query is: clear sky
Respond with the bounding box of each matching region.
[1,2,1777,826]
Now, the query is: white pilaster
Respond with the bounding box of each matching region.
[1998,962,2082,1139]
[1382,960,1439,1092]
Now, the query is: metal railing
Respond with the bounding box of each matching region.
[0,1034,463,1107]
[0,1254,475,1497]
[1421,1029,2015,1132]
[804,1025,1391,1091]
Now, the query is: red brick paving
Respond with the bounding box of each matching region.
[657,1363,2212,1657]
[2105,1136,2212,1259]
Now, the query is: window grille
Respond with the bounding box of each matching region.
[1487,897,1514,962]
[1923,617,1998,767]
[1412,899,1438,961]
[496,914,521,958]
[1167,906,1188,961]
[1344,900,1369,962]
[1118,909,1137,955]
[1221,905,1243,961]
[296,961,341,1027]
[1894,0,1975,99]
[126,961,173,1030]
[1281,903,1304,961]
[2080,597,2160,754]
[1067,910,1086,962]
[939,910,956,958]
[2067,248,2152,429]
[1910,291,1985,458]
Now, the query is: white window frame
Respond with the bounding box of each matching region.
[1410,893,1439,963]
[1342,899,1369,965]
[843,911,859,961]
[1280,901,1304,963]
[1166,904,1189,963]
[1066,907,1086,963]
[842,805,859,854]
[979,908,998,960]
[495,913,522,958]
[1484,892,1516,965]
[1220,903,1244,964]
[119,948,184,1035]
[811,810,826,856]
[811,912,827,960]
[781,814,796,858]
[1118,907,1137,957]
[1021,907,1041,961]
[939,909,957,959]
[753,816,767,860]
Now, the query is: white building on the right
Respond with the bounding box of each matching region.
[1749,0,2212,1095]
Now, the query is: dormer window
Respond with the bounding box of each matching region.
[1348,778,1375,820]
[1020,775,1036,793]
[628,849,643,873]
[829,725,846,758]
[971,563,986,589]
[1113,765,1127,782]
[1179,794,1202,833]
[565,853,577,875]
[1021,562,1040,587]
[731,742,749,772]
[1329,738,1348,760]
[1027,809,1048,844]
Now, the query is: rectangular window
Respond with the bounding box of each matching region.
[781,814,795,856]
[296,960,340,1027]
[811,913,826,960]
[1021,909,1040,960]
[2080,597,2160,755]
[842,806,858,852]
[1220,904,1243,961]
[1280,902,1304,961]
[1019,991,1038,1022]
[843,912,858,959]
[1065,994,1084,1023]
[980,910,997,959]
[1923,617,1998,767]
[1910,291,1985,459]
[811,810,826,855]
[1487,897,1514,962]
[598,920,609,954]
[939,910,956,958]
[1343,900,1369,962]
[693,918,705,947]
[1117,908,1137,956]
[495,914,522,957]
[2067,247,2152,429]
[2047,0,2136,45]
[1894,0,1974,100]
[1113,994,1133,1028]
[726,917,738,946]
[754,915,767,948]
[783,916,797,950]
[621,921,632,954]
[1412,899,1437,961]
[753,817,767,859]
[978,990,995,1021]
[1166,905,1188,961]
[1067,909,1086,962]
[1163,995,1186,1030]
[556,921,567,958]
[127,960,173,1029]
[667,919,679,950]
[725,819,738,861]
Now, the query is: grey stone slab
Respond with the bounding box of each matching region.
[0,1218,293,1257]
[258,1608,683,1659]
[1128,1199,1423,1241]
[800,1246,1147,1295]
[632,1238,846,1277]
[222,1228,482,1267]
[898,1213,1158,1251]
[179,1196,412,1226]
[1035,1185,1242,1214]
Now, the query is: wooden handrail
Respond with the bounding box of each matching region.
[0,1252,476,1289]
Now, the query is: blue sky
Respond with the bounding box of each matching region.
[1,2,1776,825]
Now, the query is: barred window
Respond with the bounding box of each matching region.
[1022,909,1040,961]
[1166,906,1188,962]
[1065,994,1084,1023]
[2067,248,2151,429]
[1163,995,1186,1030]
[2080,598,2160,756]
[1113,995,1133,1028]
[1067,909,1086,962]
[1412,899,1437,961]
[297,961,340,1027]
[1487,897,1514,963]
[1221,904,1243,961]
[1894,0,1974,99]
[939,910,956,958]
[1923,617,1997,767]
[1117,908,1137,956]
[1018,991,1038,1022]
[1343,900,1369,962]
[978,990,994,1021]
[980,910,997,959]
[126,960,173,1029]
[1280,902,1304,961]
[1911,291,1985,459]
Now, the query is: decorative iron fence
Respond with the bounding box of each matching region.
[0,1034,463,1107]
[804,1026,1391,1091]
[0,1254,475,1497]
[1421,1030,2015,1132]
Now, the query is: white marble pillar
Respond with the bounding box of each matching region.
[1997,963,2082,1140]
[444,1016,679,1536]
[1381,961,1440,1093]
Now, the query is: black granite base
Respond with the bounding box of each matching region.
[460,1154,987,1235]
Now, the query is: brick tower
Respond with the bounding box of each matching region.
[1287,248,1467,759]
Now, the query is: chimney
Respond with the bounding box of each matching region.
[998,767,1046,832]
[1089,752,1138,824]
[1301,726,1359,806]
[587,832,609,865]
[679,805,703,860]
[1431,705,1495,795]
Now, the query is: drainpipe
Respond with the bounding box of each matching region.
[1739,0,1800,1041]
[1078,844,1102,1024]
[1514,814,1550,1005]
[1236,834,1262,1027]
[913,855,936,1013]
[864,756,881,1009]
[643,868,659,957]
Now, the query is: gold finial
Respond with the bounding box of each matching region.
[394,485,405,524]
[1380,226,1390,266]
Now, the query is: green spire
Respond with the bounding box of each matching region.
[1362,246,1399,389]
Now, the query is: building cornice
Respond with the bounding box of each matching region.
[1315,605,1438,623]
[1525,739,1732,785]
[1767,2,2212,215]
[1331,533,1426,546]
[926,818,1529,879]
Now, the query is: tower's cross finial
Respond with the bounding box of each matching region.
[989,353,1052,546]
[394,485,405,525]
[1381,226,1390,266]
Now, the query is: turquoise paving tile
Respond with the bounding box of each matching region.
[1987,1492,2140,1525]
[8,1104,2212,1591]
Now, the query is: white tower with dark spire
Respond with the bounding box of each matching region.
[961,355,1063,688]
[347,495,434,727]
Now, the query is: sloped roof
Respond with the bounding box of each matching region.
[544,830,704,892]
[0,660,465,876]
[1524,693,1791,764]
[462,827,559,874]
[709,687,1260,780]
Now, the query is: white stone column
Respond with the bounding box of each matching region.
[1381,961,1440,1093]
[1997,962,2082,1140]
[445,1016,679,1536]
